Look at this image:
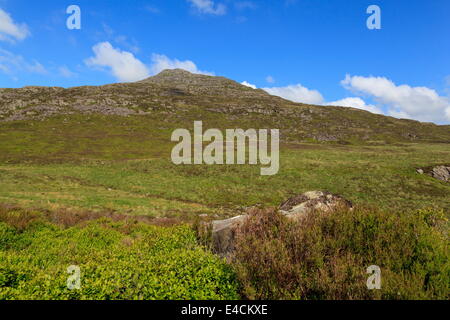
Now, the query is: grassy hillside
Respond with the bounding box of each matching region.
[0,114,449,218]
[0,70,449,300]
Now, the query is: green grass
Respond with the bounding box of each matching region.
[0,140,448,217]
[0,113,448,300]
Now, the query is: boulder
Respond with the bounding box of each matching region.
[211,215,247,255]
[417,165,450,182]
[431,166,450,182]
[210,191,352,255]
[279,191,353,219]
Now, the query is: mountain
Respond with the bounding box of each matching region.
[1,69,449,144]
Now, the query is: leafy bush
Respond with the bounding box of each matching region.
[2,205,448,300]
[0,212,239,300]
[232,207,449,300]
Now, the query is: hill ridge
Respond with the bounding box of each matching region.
[0,69,449,144]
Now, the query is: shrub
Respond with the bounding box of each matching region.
[0,214,239,300]
[232,207,449,300]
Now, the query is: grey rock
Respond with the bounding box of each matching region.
[210,191,352,255]
[418,165,450,182]
[279,191,353,220]
[431,166,450,182]
[211,215,247,255]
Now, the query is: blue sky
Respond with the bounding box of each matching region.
[0,0,449,123]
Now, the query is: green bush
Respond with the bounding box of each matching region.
[2,205,448,300]
[0,216,239,300]
[232,207,449,300]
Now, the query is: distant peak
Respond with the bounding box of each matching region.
[137,68,212,84]
[130,68,273,99]
[157,68,194,76]
[151,68,206,79]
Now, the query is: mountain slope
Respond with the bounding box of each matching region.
[0,69,449,215]
[0,69,449,144]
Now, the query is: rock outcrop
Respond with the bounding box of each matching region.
[279,191,353,220]
[210,191,352,255]
[430,166,450,182]
[211,215,247,255]
[417,165,450,182]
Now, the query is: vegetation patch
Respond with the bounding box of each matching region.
[0,207,239,300]
[232,207,449,300]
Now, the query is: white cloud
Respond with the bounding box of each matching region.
[241,81,256,89]
[235,16,248,23]
[114,35,140,54]
[85,42,150,82]
[445,107,450,121]
[145,6,160,14]
[58,66,77,78]
[445,75,450,95]
[263,84,325,105]
[187,0,226,15]
[150,53,214,76]
[0,49,47,76]
[27,61,47,74]
[262,82,383,115]
[285,0,298,6]
[263,75,450,123]
[0,64,8,73]
[265,75,275,84]
[235,1,257,10]
[342,74,450,123]
[326,97,382,114]
[0,9,29,42]
[85,42,214,82]
[99,24,140,54]
[262,77,450,123]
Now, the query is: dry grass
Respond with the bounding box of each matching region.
[0,204,180,230]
